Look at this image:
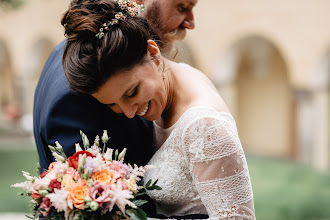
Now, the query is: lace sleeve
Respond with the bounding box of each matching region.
[182,113,255,220]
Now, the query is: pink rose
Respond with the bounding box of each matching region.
[108,161,128,178]
[40,197,51,217]
[66,167,81,181]
[88,181,112,213]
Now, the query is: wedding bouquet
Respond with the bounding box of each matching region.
[12,130,160,220]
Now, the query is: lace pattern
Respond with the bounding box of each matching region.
[145,106,255,219]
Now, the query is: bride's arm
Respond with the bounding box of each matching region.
[182,114,256,220]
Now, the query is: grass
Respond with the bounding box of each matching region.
[0,151,38,213]
[247,156,330,220]
[0,141,330,220]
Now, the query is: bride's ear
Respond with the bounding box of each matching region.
[147,40,161,59]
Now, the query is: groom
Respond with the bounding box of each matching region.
[34,0,197,171]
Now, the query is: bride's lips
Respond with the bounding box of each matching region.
[137,102,150,117]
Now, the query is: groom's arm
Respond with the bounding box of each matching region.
[35,89,154,172]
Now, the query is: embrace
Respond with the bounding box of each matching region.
[33,0,256,219]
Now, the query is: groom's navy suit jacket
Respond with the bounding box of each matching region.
[33,40,154,172]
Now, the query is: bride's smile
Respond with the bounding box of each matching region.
[137,102,150,117]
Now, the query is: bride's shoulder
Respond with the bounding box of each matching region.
[174,63,231,114]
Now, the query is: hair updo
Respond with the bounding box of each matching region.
[61,0,158,95]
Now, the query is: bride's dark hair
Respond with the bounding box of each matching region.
[61,0,158,95]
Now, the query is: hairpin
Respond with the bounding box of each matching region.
[95,0,145,39]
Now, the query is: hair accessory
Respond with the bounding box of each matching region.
[95,0,145,39]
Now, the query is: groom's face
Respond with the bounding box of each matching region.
[143,0,198,42]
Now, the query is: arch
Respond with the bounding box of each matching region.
[312,49,330,170]
[22,38,55,116]
[213,35,295,158]
[0,40,17,123]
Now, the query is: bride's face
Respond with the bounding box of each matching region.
[92,60,167,121]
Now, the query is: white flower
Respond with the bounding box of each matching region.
[87,144,100,156]
[52,151,65,162]
[108,184,136,213]
[11,181,34,192]
[75,143,83,152]
[118,148,127,161]
[128,164,154,181]
[46,188,69,212]
[32,170,56,190]
[103,148,113,161]
[55,141,64,151]
[102,130,109,144]
[91,154,107,172]
[22,171,34,182]
[52,162,69,174]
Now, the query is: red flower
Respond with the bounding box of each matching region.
[48,179,62,192]
[68,151,95,169]
[31,191,42,200]
[40,170,48,178]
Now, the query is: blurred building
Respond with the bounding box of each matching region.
[0,0,329,170]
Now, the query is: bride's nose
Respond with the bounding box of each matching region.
[120,103,138,119]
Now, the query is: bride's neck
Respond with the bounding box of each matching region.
[158,60,177,128]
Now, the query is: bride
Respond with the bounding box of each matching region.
[61,0,255,219]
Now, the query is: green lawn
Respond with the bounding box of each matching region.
[1,145,330,220]
[248,156,330,220]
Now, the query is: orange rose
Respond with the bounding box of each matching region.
[91,169,118,185]
[67,179,88,209]
[122,177,138,192]
[62,174,75,189]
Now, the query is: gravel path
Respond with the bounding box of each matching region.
[0,213,29,220]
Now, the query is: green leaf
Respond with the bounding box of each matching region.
[126,208,147,220]
[153,179,159,185]
[153,185,162,190]
[133,199,148,207]
[135,191,147,198]
[145,179,152,187]
[146,185,162,190]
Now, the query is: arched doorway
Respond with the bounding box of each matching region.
[22,38,55,115]
[312,49,330,170]
[20,38,55,132]
[0,40,17,123]
[213,35,295,158]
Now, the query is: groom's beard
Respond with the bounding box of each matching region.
[144,1,187,44]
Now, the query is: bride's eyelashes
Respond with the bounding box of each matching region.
[124,86,139,99]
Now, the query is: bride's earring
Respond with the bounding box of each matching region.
[157,58,166,80]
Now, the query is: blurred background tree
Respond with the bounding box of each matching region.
[0,0,24,9]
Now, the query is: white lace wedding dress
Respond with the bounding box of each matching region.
[145,106,255,220]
